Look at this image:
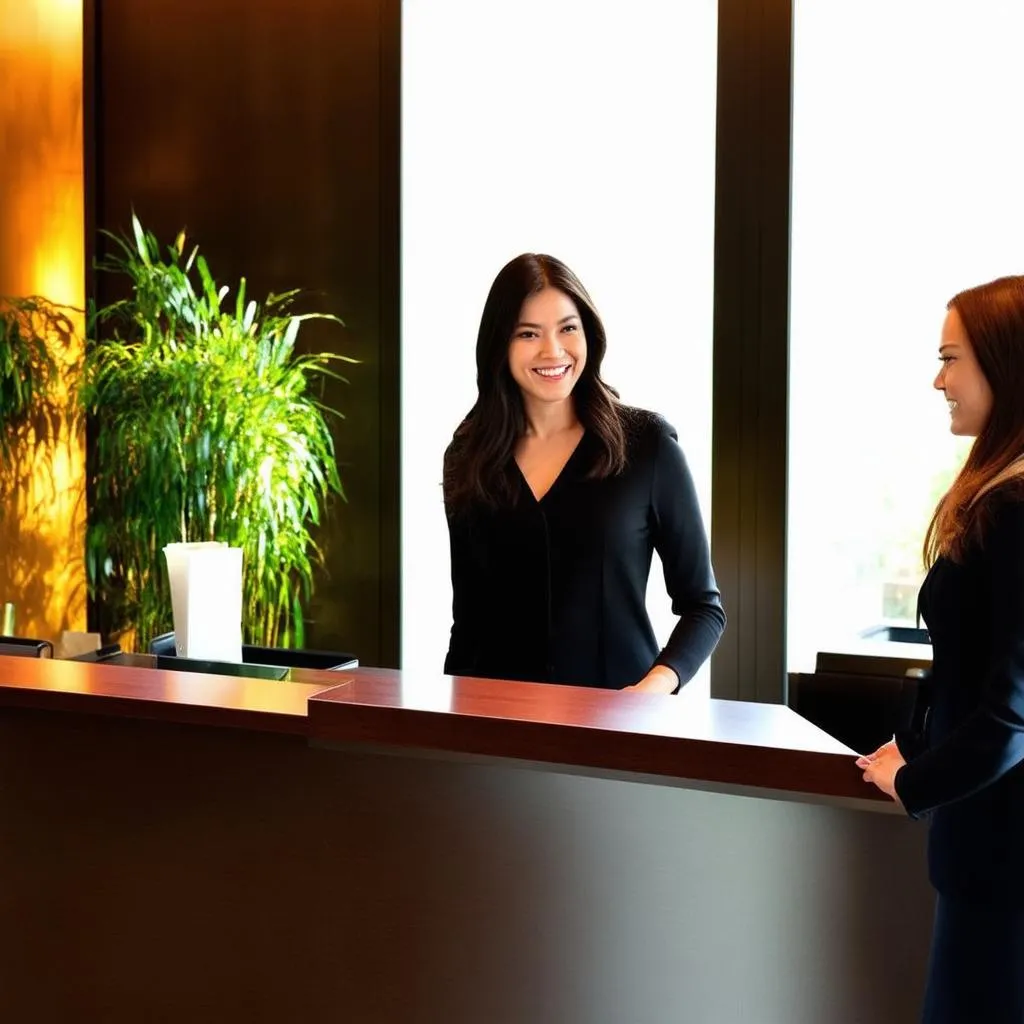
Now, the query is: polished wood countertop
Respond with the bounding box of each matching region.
[0,656,880,803]
[0,654,341,735]
[307,669,879,803]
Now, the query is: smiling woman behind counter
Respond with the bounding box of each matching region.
[441,253,725,694]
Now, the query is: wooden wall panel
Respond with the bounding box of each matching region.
[88,0,400,664]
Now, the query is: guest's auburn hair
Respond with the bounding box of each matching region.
[925,275,1024,564]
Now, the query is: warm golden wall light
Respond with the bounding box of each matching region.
[0,0,86,643]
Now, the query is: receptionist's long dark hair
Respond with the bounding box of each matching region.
[443,253,626,513]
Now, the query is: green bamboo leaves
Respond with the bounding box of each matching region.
[82,215,351,651]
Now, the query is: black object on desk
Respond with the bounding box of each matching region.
[154,654,290,680]
[0,637,54,658]
[72,648,307,682]
[70,635,358,682]
[147,631,358,672]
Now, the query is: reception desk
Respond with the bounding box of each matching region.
[0,656,931,1023]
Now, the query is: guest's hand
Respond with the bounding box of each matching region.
[622,664,679,694]
[856,740,906,804]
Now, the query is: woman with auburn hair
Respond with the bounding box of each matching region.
[442,253,725,692]
[859,275,1024,1022]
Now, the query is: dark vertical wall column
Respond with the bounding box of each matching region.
[710,0,793,701]
[86,0,401,665]
[376,0,401,667]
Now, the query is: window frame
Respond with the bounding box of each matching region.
[710,0,794,702]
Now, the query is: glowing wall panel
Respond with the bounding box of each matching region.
[0,0,86,641]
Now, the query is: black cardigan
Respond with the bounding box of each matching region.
[895,491,1024,903]
[442,408,726,689]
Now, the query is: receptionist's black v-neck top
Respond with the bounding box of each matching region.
[442,407,726,690]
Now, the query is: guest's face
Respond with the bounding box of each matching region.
[506,287,587,408]
[934,307,993,437]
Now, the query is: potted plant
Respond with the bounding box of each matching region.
[83,215,352,651]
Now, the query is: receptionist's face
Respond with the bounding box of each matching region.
[507,287,588,408]
[933,307,993,437]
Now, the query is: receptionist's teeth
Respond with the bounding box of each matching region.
[948,400,958,413]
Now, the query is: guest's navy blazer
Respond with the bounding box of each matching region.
[896,488,1024,904]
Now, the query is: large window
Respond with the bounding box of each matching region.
[788,2,1024,670]
[402,1,718,689]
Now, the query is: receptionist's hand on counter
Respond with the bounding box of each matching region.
[622,664,680,695]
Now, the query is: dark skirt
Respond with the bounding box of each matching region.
[922,895,1024,1023]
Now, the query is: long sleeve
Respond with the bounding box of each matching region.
[649,424,726,686]
[895,500,1024,817]
[443,507,482,676]
[442,443,486,677]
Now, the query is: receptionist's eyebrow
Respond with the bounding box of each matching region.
[515,315,580,329]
